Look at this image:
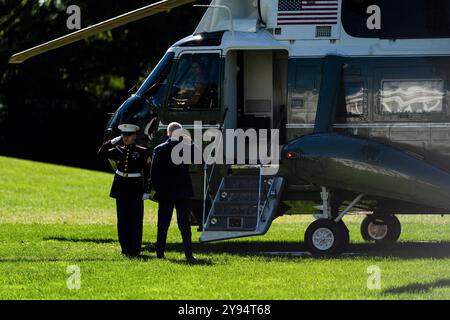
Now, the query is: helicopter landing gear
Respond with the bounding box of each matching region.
[305,219,349,255]
[304,188,363,256]
[361,213,401,243]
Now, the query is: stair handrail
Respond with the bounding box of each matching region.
[203,107,229,227]
[256,173,276,230]
[257,165,263,226]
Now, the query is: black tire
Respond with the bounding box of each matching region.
[338,220,350,245]
[304,219,350,256]
[361,214,401,243]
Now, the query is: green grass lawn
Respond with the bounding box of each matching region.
[0,156,449,300]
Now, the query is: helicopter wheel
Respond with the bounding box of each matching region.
[304,219,349,256]
[361,214,401,243]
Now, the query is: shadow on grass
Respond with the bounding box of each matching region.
[193,241,450,260]
[45,237,450,260]
[384,279,450,295]
[0,255,157,263]
[44,237,117,244]
[167,258,214,266]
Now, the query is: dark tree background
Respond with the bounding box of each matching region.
[0,0,209,170]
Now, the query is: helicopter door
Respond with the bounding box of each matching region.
[234,50,288,133]
[228,50,288,163]
[238,50,274,132]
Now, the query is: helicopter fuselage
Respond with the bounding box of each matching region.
[10,0,450,251]
[104,21,450,217]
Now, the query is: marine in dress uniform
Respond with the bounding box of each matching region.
[98,124,151,257]
[150,122,196,262]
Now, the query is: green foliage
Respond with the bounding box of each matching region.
[0,0,209,168]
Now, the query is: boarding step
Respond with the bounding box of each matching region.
[218,189,267,202]
[214,201,259,216]
[223,176,261,189]
[204,215,258,231]
[200,175,286,243]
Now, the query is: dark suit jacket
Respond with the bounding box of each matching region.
[150,139,194,200]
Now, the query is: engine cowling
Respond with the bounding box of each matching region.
[282,133,450,211]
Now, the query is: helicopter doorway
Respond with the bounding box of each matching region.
[224,49,288,164]
[237,50,288,134]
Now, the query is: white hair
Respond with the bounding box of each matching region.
[167,122,182,137]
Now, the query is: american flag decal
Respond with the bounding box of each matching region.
[277,0,339,26]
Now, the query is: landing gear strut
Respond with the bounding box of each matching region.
[361,214,401,243]
[304,188,363,255]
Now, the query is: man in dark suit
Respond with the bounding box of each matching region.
[151,122,196,263]
[98,124,151,257]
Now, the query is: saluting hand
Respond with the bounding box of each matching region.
[111,136,122,145]
[181,134,192,145]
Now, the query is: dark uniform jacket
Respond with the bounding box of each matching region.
[98,141,151,199]
[150,139,194,201]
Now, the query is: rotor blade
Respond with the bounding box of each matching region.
[9,0,196,64]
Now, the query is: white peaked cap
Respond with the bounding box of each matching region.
[118,124,140,133]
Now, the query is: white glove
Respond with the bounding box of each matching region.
[111,136,122,145]
[142,193,151,201]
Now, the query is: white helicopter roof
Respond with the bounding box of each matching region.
[189,0,450,58]
[9,0,450,64]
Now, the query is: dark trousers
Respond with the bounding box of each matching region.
[156,198,193,259]
[116,197,144,256]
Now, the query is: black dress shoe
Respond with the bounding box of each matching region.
[122,252,140,258]
[186,256,197,264]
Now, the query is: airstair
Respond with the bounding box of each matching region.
[200,165,285,243]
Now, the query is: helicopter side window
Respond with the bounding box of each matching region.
[336,78,367,123]
[380,80,445,115]
[288,62,322,124]
[344,82,366,116]
[168,53,221,110]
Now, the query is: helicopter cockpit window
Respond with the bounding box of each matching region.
[168,53,221,110]
[380,80,445,115]
[136,52,175,107]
